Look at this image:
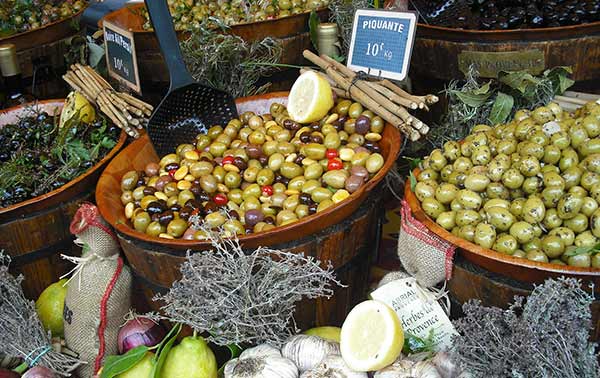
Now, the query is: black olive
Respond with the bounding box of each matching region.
[204,201,218,214]
[294,154,305,165]
[299,132,311,143]
[308,203,318,214]
[264,216,275,225]
[197,191,211,202]
[158,210,175,226]
[228,209,240,220]
[146,201,166,215]
[311,135,323,144]
[190,184,203,195]
[179,206,193,221]
[258,156,268,166]
[244,225,254,234]
[233,156,247,171]
[143,186,157,196]
[310,122,321,131]
[299,193,311,205]
[82,160,94,169]
[185,199,202,210]
[170,204,181,212]
[165,162,179,172]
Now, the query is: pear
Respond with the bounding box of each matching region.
[116,352,155,378]
[161,336,217,378]
[36,278,68,337]
[304,326,342,342]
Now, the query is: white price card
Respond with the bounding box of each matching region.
[371,277,458,351]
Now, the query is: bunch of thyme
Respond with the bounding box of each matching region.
[452,277,599,378]
[153,230,342,347]
[180,24,283,98]
[0,252,83,376]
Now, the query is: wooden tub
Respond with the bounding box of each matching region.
[0,100,127,299]
[96,92,402,328]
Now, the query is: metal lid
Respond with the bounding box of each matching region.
[317,23,338,37]
[0,44,19,77]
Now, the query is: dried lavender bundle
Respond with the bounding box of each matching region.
[452,277,599,378]
[154,231,343,347]
[0,252,83,376]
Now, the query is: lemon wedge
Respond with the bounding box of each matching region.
[340,300,404,372]
[59,91,96,128]
[287,70,334,124]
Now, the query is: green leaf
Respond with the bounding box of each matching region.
[403,156,423,170]
[308,10,320,51]
[498,71,541,94]
[402,331,436,354]
[217,344,243,375]
[488,92,514,125]
[409,171,417,192]
[100,346,149,378]
[332,54,346,63]
[544,66,575,94]
[151,324,181,378]
[565,242,600,257]
[472,81,492,95]
[153,323,182,358]
[101,136,117,149]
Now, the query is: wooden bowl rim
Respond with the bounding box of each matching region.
[0,6,87,44]
[98,3,328,33]
[0,99,127,216]
[97,91,402,248]
[404,168,600,278]
[416,20,600,41]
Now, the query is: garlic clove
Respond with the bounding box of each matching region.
[239,344,282,360]
[282,334,341,372]
[300,355,368,378]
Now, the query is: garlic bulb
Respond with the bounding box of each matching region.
[300,355,367,378]
[282,334,341,372]
[375,359,442,378]
[431,352,459,378]
[224,344,299,378]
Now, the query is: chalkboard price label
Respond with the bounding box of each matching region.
[103,20,141,93]
[347,9,417,81]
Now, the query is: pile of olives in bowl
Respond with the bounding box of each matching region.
[0,0,86,37]
[141,0,327,30]
[120,99,386,240]
[414,100,600,268]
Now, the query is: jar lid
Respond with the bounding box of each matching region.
[318,23,338,36]
[0,44,19,77]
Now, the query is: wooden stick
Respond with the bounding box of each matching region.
[555,95,589,106]
[367,81,419,109]
[381,79,438,105]
[563,91,600,102]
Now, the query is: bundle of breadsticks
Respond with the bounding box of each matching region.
[62,64,153,138]
[302,50,438,141]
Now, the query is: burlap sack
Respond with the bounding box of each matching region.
[63,203,132,378]
[397,199,455,287]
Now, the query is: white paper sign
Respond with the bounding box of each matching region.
[371,278,457,351]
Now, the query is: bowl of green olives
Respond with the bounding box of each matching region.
[405,100,600,284]
[96,92,401,249]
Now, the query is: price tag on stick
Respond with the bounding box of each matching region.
[347,9,417,81]
[103,20,141,94]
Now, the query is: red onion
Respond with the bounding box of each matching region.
[118,317,166,354]
[0,369,19,378]
[21,366,56,378]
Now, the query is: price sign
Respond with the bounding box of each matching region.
[347,9,417,81]
[103,20,141,93]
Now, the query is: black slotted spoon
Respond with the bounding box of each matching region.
[144,0,238,157]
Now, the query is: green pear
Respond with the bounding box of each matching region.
[116,352,155,378]
[161,336,217,378]
[304,326,342,342]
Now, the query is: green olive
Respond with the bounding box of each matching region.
[548,226,575,247]
[471,145,492,166]
[324,132,341,149]
[581,197,598,217]
[429,149,447,171]
[575,231,598,248]
[559,148,579,171]
[510,221,536,244]
[541,186,564,208]
[581,171,600,191]
[562,166,583,189]
[522,177,542,195]
[569,124,588,148]
[213,166,226,183]
[493,234,518,255]
[178,190,195,207]
[453,157,473,173]
[496,139,517,155]
[303,143,326,160]
[464,174,490,192]
[335,99,352,115]
[486,183,510,200]
[592,254,600,268]
[522,238,542,253]
[146,221,164,237]
[522,196,546,223]
[436,211,456,230]
[435,183,459,205]
[414,182,435,202]
[322,170,348,189]
[417,168,439,182]
[443,141,461,161]
[502,168,524,190]
[229,189,243,204]
[474,223,496,249]
[166,219,187,238]
[140,195,158,210]
[513,250,527,258]
[133,211,151,233]
[458,225,476,242]
[422,197,446,219]
[456,209,481,227]
[348,102,364,118]
[456,189,482,210]
[311,187,333,203]
[486,160,506,182]
[450,199,464,212]
[526,250,549,263]
[224,171,242,188]
[568,254,591,268]
[442,166,454,183]
[551,131,571,150]
[541,235,565,258]
[486,207,515,231]
[447,172,466,187]
[200,175,218,193]
[579,138,600,158]
[302,179,321,194]
[484,198,510,211]
[583,115,600,137]
[543,171,565,189]
[366,153,384,173]
[256,168,275,186]
[542,208,563,230]
[519,156,540,177]
[557,193,583,219]
[515,119,536,140]
[242,183,261,200]
[279,162,304,179]
[542,145,561,165]
[243,166,260,183]
[564,213,589,233]
[509,197,526,217]
[121,171,139,191]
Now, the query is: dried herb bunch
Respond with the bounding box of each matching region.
[0,252,83,376]
[329,0,370,58]
[154,231,342,347]
[452,277,599,378]
[180,26,283,98]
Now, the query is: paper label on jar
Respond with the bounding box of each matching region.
[370,278,458,351]
[543,121,561,136]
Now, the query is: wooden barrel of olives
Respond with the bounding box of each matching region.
[99,4,329,90]
[0,100,127,299]
[95,92,402,329]
[410,21,600,93]
[404,183,600,340]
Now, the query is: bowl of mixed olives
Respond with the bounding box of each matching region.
[406,100,600,275]
[97,92,401,247]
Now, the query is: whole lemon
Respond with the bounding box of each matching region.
[161,336,217,378]
[35,279,68,337]
[303,326,341,342]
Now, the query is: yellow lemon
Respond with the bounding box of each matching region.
[35,278,68,337]
[161,336,217,378]
[59,91,96,127]
[287,70,334,124]
[303,326,342,342]
[340,300,404,372]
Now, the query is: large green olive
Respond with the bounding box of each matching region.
[568,254,591,267]
[521,197,545,223]
[146,221,164,237]
[447,172,467,187]
[522,177,542,195]
[474,223,496,249]
[366,153,384,173]
[581,171,600,191]
[121,171,139,191]
[564,214,589,233]
[522,238,542,253]
[224,171,242,189]
[458,225,476,241]
[436,211,456,230]
[443,141,461,161]
[543,171,565,189]
[496,139,517,155]
[581,197,599,217]
[418,168,439,182]
[509,197,526,217]
[435,183,459,205]
[453,157,473,173]
[486,183,510,200]
[133,211,151,233]
[542,208,563,230]
[541,186,564,208]
[414,182,435,202]
[311,187,333,203]
[464,174,489,192]
[513,250,527,258]
[559,148,579,171]
[493,234,518,255]
[322,170,348,189]
[450,199,464,212]
[456,209,481,227]
[526,250,549,263]
[422,198,446,219]
[569,123,588,148]
[557,193,583,219]
[502,168,524,189]
[592,254,600,268]
[457,189,483,210]
[562,166,583,189]
[486,159,506,182]
[519,156,541,177]
[542,145,561,165]
[541,235,565,258]
[304,163,323,180]
[575,231,598,247]
[279,162,303,179]
[579,138,600,157]
[484,198,510,211]
[486,207,515,231]
[303,143,326,160]
[429,149,447,171]
[470,145,491,166]
[510,221,536,243]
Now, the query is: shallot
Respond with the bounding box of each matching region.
[117,316,166,354]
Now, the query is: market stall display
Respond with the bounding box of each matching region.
[0,97,126,299]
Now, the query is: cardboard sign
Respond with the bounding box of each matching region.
[347,9,417,81]
[103,20,141,93]
[371,278,458,351]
